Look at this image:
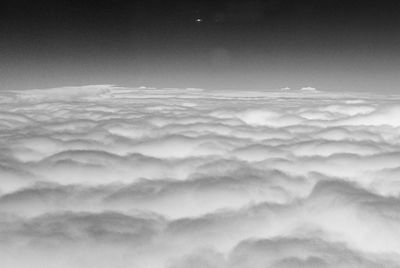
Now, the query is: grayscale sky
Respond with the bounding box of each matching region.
[1,0,399,92]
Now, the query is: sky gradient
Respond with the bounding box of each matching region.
[1,0,400,92]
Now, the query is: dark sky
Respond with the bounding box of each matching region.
[1,0,400,92]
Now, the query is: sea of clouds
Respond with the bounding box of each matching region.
[0,85,400,267]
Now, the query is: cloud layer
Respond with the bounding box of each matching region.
[1,85,400,267]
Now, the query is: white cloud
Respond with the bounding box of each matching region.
[0,85,400,267]
[300,86,318,92]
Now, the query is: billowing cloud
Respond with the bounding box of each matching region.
[0,85,400,267]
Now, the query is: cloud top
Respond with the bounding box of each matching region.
[0,85,400,267]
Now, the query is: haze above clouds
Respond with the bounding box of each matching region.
[0,85,400,267]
